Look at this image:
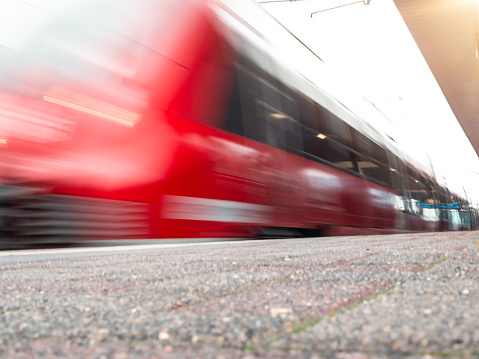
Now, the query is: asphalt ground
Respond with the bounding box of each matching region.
[0,231,478,359]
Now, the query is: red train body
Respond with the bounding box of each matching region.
[0,0,475,246]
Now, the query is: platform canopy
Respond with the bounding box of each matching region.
[392,0,479,158]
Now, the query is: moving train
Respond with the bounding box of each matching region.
[0,0,476,247]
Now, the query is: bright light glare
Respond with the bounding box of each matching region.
[43,87,141,128]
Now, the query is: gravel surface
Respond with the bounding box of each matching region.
[0,231,478,358]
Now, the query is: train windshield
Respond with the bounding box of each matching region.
[0,0,193,110]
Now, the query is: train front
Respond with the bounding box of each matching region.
[0,0,234,246]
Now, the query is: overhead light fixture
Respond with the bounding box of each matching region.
[311,0,371,17]
[317,133,327,139]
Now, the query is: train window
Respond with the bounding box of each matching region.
[405,170,430,214]
[312,104,327,132]
[279,89,298,118]
[402,178,414,214]
[357,154,393,187]
[406,166,421,183]
[315,109,353,148]
[409,179,429,207]
[387,154,403,194]
[351,130,374,158]
[331,114,353,147]
[236,65,267,144]
[257,99,287,151]
[351,128,389,165]
[396,159,408,178]
[234,60,303,156]
[224,77,243,136]
[297,95,317,130]
[422,178,437,208]
[255,98,302,154]
[326,140,357,171]
[414,183,428,214]
[427,179,440,206]
[284,116,303,155]
[371,142,389,166]
[393,158,414,211]
[302,126,359,173]
[242,96,268,145]
[440,187,453,206]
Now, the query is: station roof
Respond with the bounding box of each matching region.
[392,0,479,158]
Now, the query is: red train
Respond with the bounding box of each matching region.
[0,0,475,247]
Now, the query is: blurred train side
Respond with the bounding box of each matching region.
[0,0,476,247]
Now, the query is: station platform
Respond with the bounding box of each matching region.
[0,231,478,358]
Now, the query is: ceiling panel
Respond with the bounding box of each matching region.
[393,0,479,156]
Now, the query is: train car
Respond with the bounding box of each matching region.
[0,0,474,247]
